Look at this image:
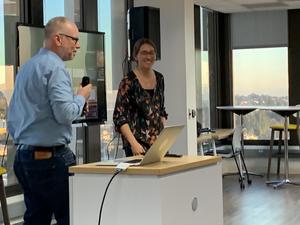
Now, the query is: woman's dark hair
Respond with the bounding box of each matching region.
[132,38,157,59]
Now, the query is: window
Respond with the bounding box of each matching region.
[0,0,20,190]
[98,0,127,159]
[195,7,211,129]
[232,47,288,139]
[43,0,64,23]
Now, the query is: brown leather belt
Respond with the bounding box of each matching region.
[17,144,66,160]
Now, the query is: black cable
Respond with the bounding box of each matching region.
[115,134,120,158]
[98,170,122,225]
[122,53,128,75]
[128,59,134,72]
[122,49,133,76]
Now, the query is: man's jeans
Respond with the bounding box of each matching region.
[14,145,76,225]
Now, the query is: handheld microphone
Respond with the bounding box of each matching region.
[81,76,90,116]
[81,76,90,87]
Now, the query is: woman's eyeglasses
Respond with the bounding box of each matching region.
[139,50,156,57]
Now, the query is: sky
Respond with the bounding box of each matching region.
[98,0,112,91]
[43,0,64,23]
[233,47,288,97]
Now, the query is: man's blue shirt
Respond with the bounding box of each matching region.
[7,48,85,146]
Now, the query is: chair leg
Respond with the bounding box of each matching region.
[212,140,217,156]
[240,150,252,185]
[199,143,204,156]
[277,131,282,176]
[0,175,10,225]
[267,129,275,179]
[232,151,245,190]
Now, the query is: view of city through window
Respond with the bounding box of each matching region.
[233,47,288,140]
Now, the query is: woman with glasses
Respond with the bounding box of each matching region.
[113,38,168,157]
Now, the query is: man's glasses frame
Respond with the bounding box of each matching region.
[59,33,79,44]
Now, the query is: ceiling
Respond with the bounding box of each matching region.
[3,0,300,15]
[196,0,300,13]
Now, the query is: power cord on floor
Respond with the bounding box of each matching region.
[97,163,130,225]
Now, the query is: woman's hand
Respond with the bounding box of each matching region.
[119,124,145,155]
[131,141,145,155]
[161,117,167,127]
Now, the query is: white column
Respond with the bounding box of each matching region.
[133,0,198,155]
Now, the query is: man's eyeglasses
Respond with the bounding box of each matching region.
[59,33,79,45]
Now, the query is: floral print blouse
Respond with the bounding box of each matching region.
[113,70,168,150]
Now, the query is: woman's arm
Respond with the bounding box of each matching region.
[161,116,167,127]
[120,124,145,155]
[113,76,145,155]
[159,72,168,126]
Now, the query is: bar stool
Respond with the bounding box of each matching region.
[0,166,10,225]
[267,123,298,178]
[0,131,10,225]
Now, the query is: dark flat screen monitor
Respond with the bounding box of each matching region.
[17,24,107,124]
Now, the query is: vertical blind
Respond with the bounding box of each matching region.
[231,10,287,49]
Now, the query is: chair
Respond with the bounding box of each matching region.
[197,128,234,156]
[267,112,300,178]
[0,166,10,225]
[198,127,251,189]
[0,130,10,225]
[221,126,252,190]
[197,129,216,155]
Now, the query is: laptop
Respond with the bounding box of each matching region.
[97,125,184,166]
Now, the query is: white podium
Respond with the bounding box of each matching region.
[69,156,223,225]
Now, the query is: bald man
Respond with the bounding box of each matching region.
[8,17,91,225]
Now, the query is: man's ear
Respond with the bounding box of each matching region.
[54,34,62,46]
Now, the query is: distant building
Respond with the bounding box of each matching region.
[0,91,7,120]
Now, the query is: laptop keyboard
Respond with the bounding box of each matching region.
[124,159,142,163]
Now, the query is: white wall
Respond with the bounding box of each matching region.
[111,0,127,89]
[134,0,197,155]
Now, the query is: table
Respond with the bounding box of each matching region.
[261,106,300,188]
[217,106,262,178]
[216,106,257,153]
[69,156,223,225]
[216,106,257,144]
